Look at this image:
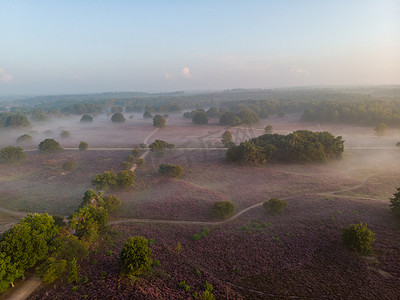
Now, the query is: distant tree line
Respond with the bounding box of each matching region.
[227,130,344,164]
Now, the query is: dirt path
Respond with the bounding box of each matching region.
[4,276,41,300]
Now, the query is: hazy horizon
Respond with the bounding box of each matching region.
[1,0,399,95]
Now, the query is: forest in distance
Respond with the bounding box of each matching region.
[0,86,400,299]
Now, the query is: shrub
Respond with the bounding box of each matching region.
[211,201,234,219]
[38,138,62,153]
[341,222,375,256]
[60,130,71,138]
[158,164,184,178]
[79,141,88,151]
[0,146,26,163]
[80,114,93,122]
[119,236,152,276]
[62,161,76,171]
[16,134,33,144]
[111,112,126,123]
[263,198,287,215]
[390,187,400,218]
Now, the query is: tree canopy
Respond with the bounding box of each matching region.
[158,164,184,178]
[192,111,209,125]
[153,114,166,128]
[80,114,93,122]
[38,139,62,153]
[0,146,26,163]
[119,236,152,276]
[111,112,126,123]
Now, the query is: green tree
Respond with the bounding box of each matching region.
[221,131,234,147]
[192,111,209,125]
[206,107,220,118]
[0,146,26,163]
[67,258,80,283]
[53,235,89,262]
[102,195,122,213]
[210,201,235,219]
[111,112,126,123]
[158,164,184,178]
[153,114,166,128]
[263,198,287,215]
[236,109,259,124]
[80,114,93,122]
[117,170,136,190]
[264,124,273,133]
[341,222,375,256]
[92,170,118,191]
[16,134,33,144]
[149,139,168,152]
[143,110,153,118]
[60,130,71,138]
[119,236,152,276]
[38,138,62,153]
[68,206,108,242]
[79,141,88,151]
[35,257,66,283]
[219,111,242,126]
[0,252,22,293]
[390,187,400,218]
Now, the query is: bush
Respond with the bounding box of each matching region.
[79,141,88,151]
[62,161,76,171]
[111,112,126,123]
[263,198,287,215]
[119,236,152,276]
[0,146,26,163]
[390,187,400,218]
[38,139,62,153]
[211,201,234,219]
[158,164,184,178]
[16,134,33,144]
[80,114,93,122]
[60,130,71,138]
[341,222,375,256]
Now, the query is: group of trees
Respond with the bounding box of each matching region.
[92,170,136,191]
[219,108,260,126]
[0,113,30,128]
[226,130,344,164]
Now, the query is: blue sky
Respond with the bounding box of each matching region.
[1,0,399,95]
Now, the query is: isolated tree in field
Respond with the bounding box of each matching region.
[149,139,168,152]
[60,130,71,138]
[192,111,209,125]
[374,122,387,136]
[263,198,287,215]
[153,114,166,128]
[0,146,26,163]
[158,164,184,178]
[236,109,259,124]
[341,222,375,256]
[390,187,400,218]
[264,124,273,133]
[221,130,234,147]
[38,138,62,153]
[79,141,88,151]
[143,110,153,118]
[119,236,152,276]
[210,201,235,219]
[80,114,93,122]
[111,112,126,123]
[16,134,33,144]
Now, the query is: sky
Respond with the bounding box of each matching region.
[0,0,399,95]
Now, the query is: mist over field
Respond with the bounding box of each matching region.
[1,0,400,298]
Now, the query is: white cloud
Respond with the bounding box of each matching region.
[181,67,192,78]
[289,66,309,75]
[164,73,171,80]
[0,68,12,83]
